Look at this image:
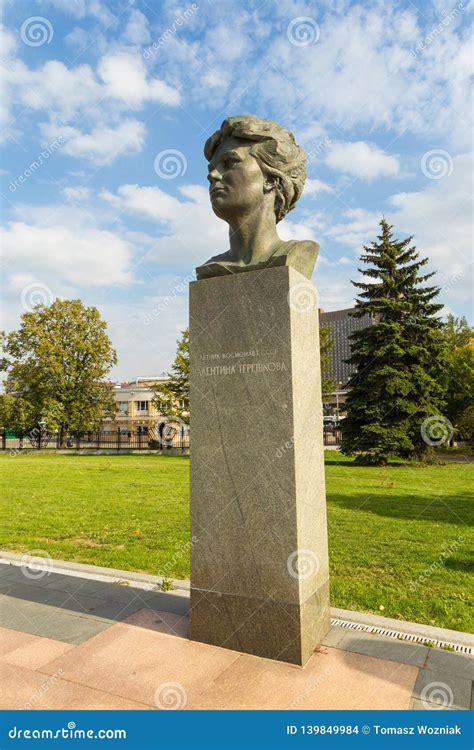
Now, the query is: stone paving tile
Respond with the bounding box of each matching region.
[3,569,190,617]
[188,646,417,710]
[321,626,346,649]
[84,599,144,622]
[424,649,474,681]
[0,627,38,657]
[0,596,113,644]
[41,576,157,605]
[1,633,74,670]
[0,662,152,710]
[38,620,418,710]
[335,630,429,667]
[409,697,458,710]
[0,582,99,611]
[413,668,472,710]
[0,565,36,582]
[40,621,242,708]
[144,591,189,616]
[123,608,190,639]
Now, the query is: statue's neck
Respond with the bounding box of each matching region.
[228,208,280,265]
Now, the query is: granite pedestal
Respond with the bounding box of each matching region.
[189,266,330,665]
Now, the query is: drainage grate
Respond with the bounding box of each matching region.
[330,618,472,655]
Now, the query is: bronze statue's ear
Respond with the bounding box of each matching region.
[263,179,275,193]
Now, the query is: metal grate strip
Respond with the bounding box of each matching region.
[330,618,472,655]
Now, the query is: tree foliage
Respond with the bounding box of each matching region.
[441,315,473,438]
[152,328,189,424]
[1,299,117,436]
[341,219,447,464]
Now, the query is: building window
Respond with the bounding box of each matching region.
[117,402,128,413]
[136,401,149,412]
[179,400,185,409]
[159,401,168,412]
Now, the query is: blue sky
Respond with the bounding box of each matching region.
[1,0,472,380]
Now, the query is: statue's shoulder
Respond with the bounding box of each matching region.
[195,251,232,280]
[281,239,319,279]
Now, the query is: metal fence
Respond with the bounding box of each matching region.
[2,427,190,453]
[323,429,342,446]
[2,426,341,453]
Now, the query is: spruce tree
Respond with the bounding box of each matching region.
[341,219,446,464]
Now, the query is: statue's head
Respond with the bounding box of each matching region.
[205,115,306,224]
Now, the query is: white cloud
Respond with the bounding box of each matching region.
[390,152,472,302]
[1,27,180,159]
[41,119,146,165]
[156,2,471,151]
[1,219,133,287]
[317,153,473,308]
[122,9,151,46]
[279,218,318,243]
[303,178,333,195]
[37,0,116,24]
[100,184,183,222]
[100,183,227,267]
[15,60,101,119]
[326,208,382,251]
[326,141,400,180]
[98,53,180,108]
[63,186,92,202]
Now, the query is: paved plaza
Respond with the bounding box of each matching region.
[0,562,472,711]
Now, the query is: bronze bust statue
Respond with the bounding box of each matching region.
[196,115,319,280]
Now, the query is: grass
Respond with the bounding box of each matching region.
[1,452,472,633]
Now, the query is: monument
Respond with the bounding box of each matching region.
[189,115,330,666]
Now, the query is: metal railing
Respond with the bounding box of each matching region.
[3,427,341,452]
[2,427,190,453]
[323,429,342,446]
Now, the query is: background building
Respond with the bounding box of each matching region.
[103,375,172,434]
[319,307,374,416]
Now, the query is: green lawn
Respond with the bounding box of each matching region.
[1,452,472,633]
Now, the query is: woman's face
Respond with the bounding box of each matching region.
[207,136,270,222]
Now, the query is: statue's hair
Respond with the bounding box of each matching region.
[204,115,306,223]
